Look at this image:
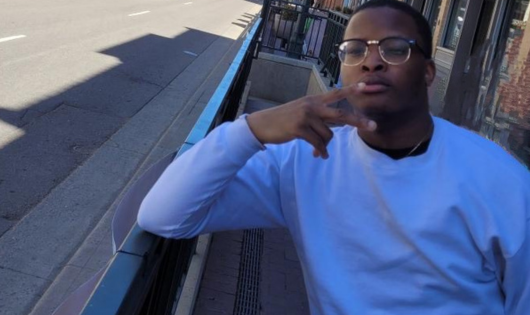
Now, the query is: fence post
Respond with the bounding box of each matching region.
[261,0,270,19]
[287,0,311,59]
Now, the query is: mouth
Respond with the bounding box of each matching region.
[358,77,391,94]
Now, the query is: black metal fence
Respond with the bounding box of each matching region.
[53,16,264,315]
[318,11,349,85]
[259,0,349,85]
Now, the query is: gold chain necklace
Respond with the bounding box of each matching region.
[405,120,434,157]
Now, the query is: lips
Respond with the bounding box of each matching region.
[359,76,391,94]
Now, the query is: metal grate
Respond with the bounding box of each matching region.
[233,229,264,315]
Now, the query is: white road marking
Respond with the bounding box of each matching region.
[128,11,150,17]
[184,2,193,5]
[0,35,26,43]
[183,50,198,57]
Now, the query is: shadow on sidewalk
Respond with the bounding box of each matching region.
[0,26,228,315]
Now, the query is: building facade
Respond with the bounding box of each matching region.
[407,0,530,168]
[293,0,529,167]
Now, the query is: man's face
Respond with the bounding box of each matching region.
[341,7,435,121]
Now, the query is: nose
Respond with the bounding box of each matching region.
[361,46,386,72]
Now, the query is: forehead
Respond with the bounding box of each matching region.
[344,7,419,40]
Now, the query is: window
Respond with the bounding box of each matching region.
[426,0,442,36]
[471,0,496,55]
[476,0,530,166]
[443,0,469,50]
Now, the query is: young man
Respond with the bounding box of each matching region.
[138,1,530,314]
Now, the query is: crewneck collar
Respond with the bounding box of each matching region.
[350,116,443,172]
[362,137,432,160]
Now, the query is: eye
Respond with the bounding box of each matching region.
[381,38,410,57]
[348,49,365,58]
[385,47,408,56]
[341,42,365,57]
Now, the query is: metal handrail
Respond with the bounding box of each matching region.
[260,0,349,85]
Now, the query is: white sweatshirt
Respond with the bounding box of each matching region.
[138,116,530,315]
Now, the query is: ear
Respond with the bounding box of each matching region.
[424,59,436,87]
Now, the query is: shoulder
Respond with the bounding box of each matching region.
[436,117,529,183]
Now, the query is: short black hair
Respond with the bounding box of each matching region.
[350,0,433,59]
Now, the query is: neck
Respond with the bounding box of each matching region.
[358,111,433,150]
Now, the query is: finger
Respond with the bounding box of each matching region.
[309,117,334,146]
[320,88,349,106]
[320,83,365,105]
[313,105,345,123]
[340,111,377,131]
[299,126,329,159]
[313,103,376,131]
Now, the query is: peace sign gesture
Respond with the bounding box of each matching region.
[247,84,376,159]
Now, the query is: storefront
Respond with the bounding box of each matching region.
[425,0,530,167]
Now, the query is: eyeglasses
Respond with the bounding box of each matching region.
[337,37,429,66]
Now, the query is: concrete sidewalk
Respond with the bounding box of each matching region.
[193,229,310,315]
[192,99,310,315]
[0,3,263,315]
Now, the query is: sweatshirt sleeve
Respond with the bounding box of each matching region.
[137,116,287,239]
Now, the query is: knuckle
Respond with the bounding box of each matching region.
[324,131,333,142]
[294,120,306,131]
[305,95,317,103]
[314,136,324,147]
[299,107,313,120]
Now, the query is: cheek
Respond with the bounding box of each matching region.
[395,67,425,93]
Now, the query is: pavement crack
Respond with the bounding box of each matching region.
[0,265,49,280]
[61,102,124,120]
[105,138,144,156]
[118,71,164,89]
[19,109,30,121]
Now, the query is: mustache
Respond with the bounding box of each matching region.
[358,76,391,86]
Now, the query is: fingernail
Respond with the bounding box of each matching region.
[357,82,366,90]
[367,120,377,131]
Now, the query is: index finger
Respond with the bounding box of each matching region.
[338,111,377,131]
[320,83,363,105]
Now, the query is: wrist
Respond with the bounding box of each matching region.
[246,113,265,145]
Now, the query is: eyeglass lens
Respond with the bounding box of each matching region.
[339,38,411,66]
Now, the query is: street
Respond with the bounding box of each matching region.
[0,0,261,313]
[0,0,255,224]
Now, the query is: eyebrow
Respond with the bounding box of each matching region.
[342,35,413,42]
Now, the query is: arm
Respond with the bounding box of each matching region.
[137,117,285,239]
[138,85,374,239]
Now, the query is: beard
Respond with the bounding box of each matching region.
[346,88,428,126]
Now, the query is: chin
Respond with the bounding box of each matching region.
[351,99,396,119]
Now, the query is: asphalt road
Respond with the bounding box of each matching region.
[0,0,258,227]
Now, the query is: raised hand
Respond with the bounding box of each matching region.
[246,83,376,159]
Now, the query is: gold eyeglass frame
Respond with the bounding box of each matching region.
[338,37,429,66]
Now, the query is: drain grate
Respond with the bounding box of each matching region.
[233,228,264,315]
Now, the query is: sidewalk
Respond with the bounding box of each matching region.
[193,229,310,315]
[192,100,310,315]
[0,4,263,315]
